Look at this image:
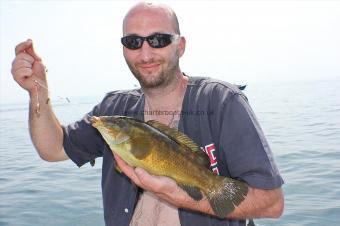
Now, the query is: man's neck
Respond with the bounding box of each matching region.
[143,71,188,111]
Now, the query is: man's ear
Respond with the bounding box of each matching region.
[178,36,186,58]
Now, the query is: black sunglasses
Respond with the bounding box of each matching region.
[121,33,179,50]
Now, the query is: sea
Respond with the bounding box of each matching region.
[1,78,339,226]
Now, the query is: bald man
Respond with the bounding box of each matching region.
[11,2,284,226]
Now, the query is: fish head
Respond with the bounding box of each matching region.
[91,116,132,146]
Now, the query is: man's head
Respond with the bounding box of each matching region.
[122,2,186,89]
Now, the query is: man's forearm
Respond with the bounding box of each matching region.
[28,88,68,162]
[189,186,284,220]
[227,187,284,219]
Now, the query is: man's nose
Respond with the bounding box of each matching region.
[139,40,154,62]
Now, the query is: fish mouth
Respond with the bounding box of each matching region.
[90,116,121,133]
[90,116,130,145]
[90,115,131,131]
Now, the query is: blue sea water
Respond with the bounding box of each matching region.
[1,78,339,226]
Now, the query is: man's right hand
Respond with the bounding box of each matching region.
[11,39,47,93]
[11,39,69,162]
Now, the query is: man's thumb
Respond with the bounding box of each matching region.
[26,39,42,61]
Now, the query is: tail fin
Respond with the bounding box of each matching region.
[207,177,248,218]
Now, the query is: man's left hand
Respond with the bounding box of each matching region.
[113,154,203,210]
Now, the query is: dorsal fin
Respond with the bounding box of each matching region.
[146,120,210,168]
[146,120,200,151]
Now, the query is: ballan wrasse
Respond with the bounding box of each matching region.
[91,116,248,218]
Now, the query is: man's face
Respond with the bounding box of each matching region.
[122,9,185,88]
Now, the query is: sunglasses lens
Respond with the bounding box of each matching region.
[147,34,172,48]
[121,34,176,50]
[121,36,143,50]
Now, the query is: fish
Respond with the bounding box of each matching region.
[91,115,248,218]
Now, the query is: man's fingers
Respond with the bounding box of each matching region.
[113,155,178,194]
[13,52,35,65]
[135,167,177,192]
[135,168,155,186]
[14,39,42,61]
[11,53,35,78]
[12,58,33,70]
[12,68,33,80]
[15,39,32,55]
[26,42,42,61]
[134,167,160,189]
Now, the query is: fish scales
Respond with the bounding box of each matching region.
[139,136,212,190]
[129,121,214,190]
[91,115,248,218]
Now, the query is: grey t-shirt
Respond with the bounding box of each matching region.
[62,76,284,226]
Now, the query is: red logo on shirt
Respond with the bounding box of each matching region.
[201,143,220,175]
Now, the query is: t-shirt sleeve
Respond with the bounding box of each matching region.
[220,93,284,189]
[62,104,105,167]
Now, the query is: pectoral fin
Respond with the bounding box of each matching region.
[90,159,95,167]
[130,137,151,159]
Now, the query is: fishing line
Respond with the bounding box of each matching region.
[34,83,40,117]
[33,79,70,103]
[32,78,87,123]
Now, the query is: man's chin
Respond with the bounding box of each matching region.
[139,78,164,88]
[134,71,162,87]
[132,66,174,89]
[138,67,161,77]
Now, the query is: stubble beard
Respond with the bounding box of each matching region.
[127,56,180,89]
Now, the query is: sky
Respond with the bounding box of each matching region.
[1,0,340,104]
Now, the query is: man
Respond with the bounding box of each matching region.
[11,2,284,226]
